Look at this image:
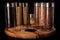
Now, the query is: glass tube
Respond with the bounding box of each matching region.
[15,3,22,26]
[23,3,30,25]
[34,3,39,27]
[30,13,34,25]
[45,2,54,29]
[5,3,16,28]
[52,3,54,28]
[10,3,16,28]
[5,3,10,28]
[39,2,46,29]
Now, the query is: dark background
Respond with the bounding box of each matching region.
[0,0,57,40]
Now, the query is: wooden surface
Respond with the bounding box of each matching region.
[4,26,56,39]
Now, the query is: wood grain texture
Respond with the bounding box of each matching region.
[5,26,55,39]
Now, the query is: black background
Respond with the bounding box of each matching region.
[0,0,57,40]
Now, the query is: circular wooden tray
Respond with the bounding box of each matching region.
[4,26,56,39]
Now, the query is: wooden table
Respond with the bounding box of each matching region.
[4,26,56,39]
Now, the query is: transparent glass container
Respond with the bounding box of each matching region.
[5,3,17,28]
